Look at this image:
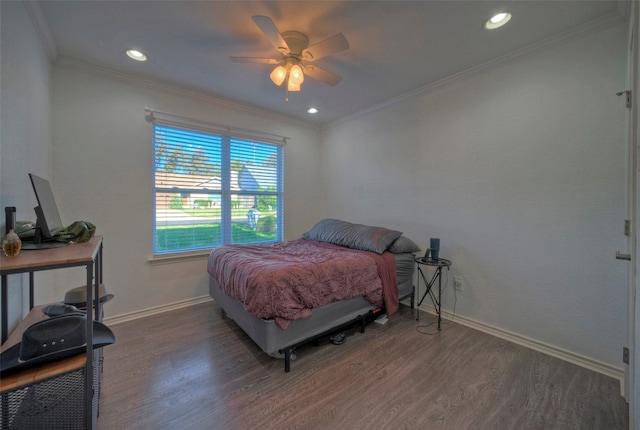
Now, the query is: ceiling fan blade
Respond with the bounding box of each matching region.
[252,15,289,53]
[302,33,349,61]
[303,65,342,86]
[230,56,280,64]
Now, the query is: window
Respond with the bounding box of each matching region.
[153,123,283,254]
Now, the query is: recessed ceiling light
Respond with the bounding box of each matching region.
[307,107,319,114]
[126,49,147,61]
[484,12,512,30]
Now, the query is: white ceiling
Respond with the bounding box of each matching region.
[35,1,624,125]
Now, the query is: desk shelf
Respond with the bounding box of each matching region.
[1,304,89,392]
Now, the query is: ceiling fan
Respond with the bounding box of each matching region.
[230,16,349,99]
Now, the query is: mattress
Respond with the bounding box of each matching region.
[209,252,415,358]
[394,252,416,288]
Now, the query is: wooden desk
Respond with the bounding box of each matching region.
[0,236,103,430]
[1,236,103,341]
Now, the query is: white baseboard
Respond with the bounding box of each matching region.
[417,304,625,396]
[103,296,213,326]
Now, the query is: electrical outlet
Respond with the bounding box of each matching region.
[453,276,463,291]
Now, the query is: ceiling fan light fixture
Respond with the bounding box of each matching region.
[233,15,349,102]
[289,64,304,86]
[484,12,511,30]
[270,64,287,86]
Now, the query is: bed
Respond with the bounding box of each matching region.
[207,218,420,371]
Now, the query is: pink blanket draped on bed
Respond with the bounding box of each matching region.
[207,238,398,329]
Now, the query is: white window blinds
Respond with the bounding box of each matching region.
[151,118,284,254]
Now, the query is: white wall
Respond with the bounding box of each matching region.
[321,24,628,368]
[0,0,629,378]
[0,2,54,332]
[48,63,324,317]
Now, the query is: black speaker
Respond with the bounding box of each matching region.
[430,238,440,261]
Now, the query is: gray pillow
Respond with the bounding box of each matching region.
[303,218,402,254]
[388,235,420,254]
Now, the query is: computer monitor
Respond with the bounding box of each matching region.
[22,173,67,250]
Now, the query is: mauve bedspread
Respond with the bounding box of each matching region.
[207,238,398,329]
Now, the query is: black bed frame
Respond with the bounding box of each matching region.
[279,306,386,372]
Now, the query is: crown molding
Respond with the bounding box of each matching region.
[326,11,626,129]
[23,1,58,61]
[54,56,320,132]
[42,6,625,131]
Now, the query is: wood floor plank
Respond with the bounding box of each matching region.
[97,301,628,430]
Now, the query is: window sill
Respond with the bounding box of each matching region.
[147,250,211,265]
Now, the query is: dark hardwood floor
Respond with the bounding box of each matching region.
[97,301,628,429]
